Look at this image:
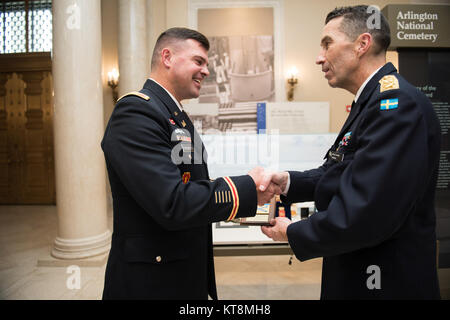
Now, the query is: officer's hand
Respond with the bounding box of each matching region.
[257,182,282,205]
[270,171,289,195]
[261,217,291,242]
[248,167,282,206]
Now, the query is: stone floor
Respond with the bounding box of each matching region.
[0,205,448,300]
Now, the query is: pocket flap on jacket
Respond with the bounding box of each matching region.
[122,236,189,264]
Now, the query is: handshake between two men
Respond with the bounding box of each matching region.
[248,167,293,242]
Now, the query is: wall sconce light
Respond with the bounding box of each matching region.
[107,68,119,103]
[286,66,298,101]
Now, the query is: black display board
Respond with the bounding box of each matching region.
[398,48,450,267]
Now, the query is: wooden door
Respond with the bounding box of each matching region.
[0,53,55,204]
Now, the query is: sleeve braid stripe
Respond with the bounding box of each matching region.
[223,176,239,221]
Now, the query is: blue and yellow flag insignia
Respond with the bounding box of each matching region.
[380,98,398,110]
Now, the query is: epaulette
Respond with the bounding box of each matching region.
[379,75,399,93]
[117,91,150,102]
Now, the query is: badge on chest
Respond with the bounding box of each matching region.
[173,128,191,142]
[171,128,193,165]
[329,150,344,162]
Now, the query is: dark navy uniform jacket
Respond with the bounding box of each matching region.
[284,63,441,299]
[101,79,257,299]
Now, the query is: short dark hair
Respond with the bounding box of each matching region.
[325,5,390,54]
[151,27,210,69]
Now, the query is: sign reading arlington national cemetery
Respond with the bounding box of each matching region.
[382,4,450,48]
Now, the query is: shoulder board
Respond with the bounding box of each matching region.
[379,75,399,93]
[117,91,150,102]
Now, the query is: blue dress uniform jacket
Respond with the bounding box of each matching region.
[101,79,257,299]
[284,63,441,299]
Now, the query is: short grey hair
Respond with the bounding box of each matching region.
[325,5,391,54]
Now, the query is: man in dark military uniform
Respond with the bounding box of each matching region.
[101,28,278,299]
[261,6,441,299]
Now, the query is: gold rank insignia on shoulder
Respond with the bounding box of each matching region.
[379,75,399,93]
[181,120,186,127]
[117,91,150,102]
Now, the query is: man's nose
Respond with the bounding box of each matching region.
[316,50,325,65]
[202,65,210,77]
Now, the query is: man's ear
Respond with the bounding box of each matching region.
[356,33,372,57]
[161,48,172,69]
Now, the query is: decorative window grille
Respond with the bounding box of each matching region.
[0,0,52,54]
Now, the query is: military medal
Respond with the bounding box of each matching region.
[338,132,352,149]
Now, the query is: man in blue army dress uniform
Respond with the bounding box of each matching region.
[261,6,441,299]
[101,28,279,299]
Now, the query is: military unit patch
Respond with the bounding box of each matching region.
[380,98,399,110]
[182,172,191,184]
[379,75,399,93]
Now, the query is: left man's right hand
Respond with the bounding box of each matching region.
[248,167,283,205]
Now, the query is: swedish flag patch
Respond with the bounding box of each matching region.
[380,98,398,110]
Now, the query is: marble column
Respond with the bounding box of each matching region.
[118,0,149,96]
[51,0,111,259]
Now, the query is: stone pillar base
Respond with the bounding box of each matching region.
[51,230,112,260]
[37,252,109,268]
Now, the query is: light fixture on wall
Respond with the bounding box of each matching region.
[107,68,119,103]
[286,66,298,101]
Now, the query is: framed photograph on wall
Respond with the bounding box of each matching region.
[188,0,285,103]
